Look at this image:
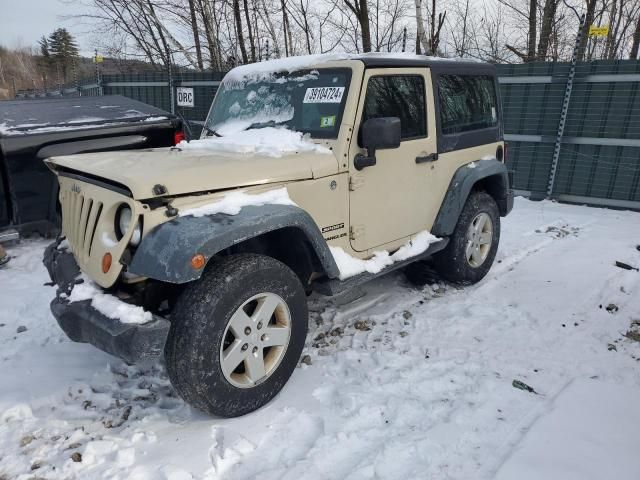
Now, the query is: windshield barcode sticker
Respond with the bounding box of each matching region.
[303,87,345,103]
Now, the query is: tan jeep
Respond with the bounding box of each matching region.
[43,53,513,417]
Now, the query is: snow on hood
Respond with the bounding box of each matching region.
[177,127,331,158]
[180,187,296,217]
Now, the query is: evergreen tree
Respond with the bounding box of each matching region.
[48,28,79,82]
[38,36,50,58]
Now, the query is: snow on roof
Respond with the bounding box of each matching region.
[225,52,485,82]
[0,95,171,137]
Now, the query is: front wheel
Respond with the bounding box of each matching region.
[433,191,500,285]
[165,254,308,417]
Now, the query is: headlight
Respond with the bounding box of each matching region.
[116,205,142,246]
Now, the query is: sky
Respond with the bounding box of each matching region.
[0,0,93,55]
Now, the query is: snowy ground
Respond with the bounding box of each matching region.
[1,197,640,480]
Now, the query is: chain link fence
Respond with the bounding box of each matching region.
[11,60,640,210]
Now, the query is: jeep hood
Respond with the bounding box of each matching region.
[46,148,338,199]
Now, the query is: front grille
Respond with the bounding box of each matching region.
[60,190,103,261]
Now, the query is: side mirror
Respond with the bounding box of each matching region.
[355,117,401,170]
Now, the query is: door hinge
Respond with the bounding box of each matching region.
[349,175,365,191]
[350,225,365,240]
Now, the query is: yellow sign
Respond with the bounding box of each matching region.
[589,25,609,37]
[94,55,104,63]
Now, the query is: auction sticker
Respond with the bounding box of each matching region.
[303,87,345,103]
[320,115,336,127]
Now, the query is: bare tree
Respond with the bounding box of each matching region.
[343,0,373,52]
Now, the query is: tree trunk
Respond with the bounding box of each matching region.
[243,0,256,62]
[536,0,558,61]
[527,0,537,61]
[300,1,312,54]
[360,0,372,52]
[414,0,428,54]
[576,0,597,61]
[188,0,204,69]
[233,0,249,63]
[344,1,372,52]
[281,0,291,56]
[196,0,221,69]
[630,10,640,59]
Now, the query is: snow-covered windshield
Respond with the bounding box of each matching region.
[204,68,351,139]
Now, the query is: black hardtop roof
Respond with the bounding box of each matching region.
[355,54,497,74]
[0,95,172,135]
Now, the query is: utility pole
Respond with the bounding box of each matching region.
[168,52,175,114]
[56,63,62,95]
[546,13,586,197]
[72,56,79,96]
[94,49,103,96]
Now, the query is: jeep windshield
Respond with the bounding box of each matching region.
[203,68,351,139]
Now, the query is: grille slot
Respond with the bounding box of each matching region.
[61,191,103,260]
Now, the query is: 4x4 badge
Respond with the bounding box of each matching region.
[71,184,81,194]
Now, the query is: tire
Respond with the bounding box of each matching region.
[165,253,308,417]
[433,191,500,285]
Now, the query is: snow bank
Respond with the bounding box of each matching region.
[177,127,330,157]
[68,275,153,325]
[494,379,640,480]
[329,231,440,280]
[180,187,296,218]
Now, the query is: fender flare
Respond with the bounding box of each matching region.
[431,159,512,237]
[127,204,340,284]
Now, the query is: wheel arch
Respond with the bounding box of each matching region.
[127,204,340,285]
[431,159,513,237]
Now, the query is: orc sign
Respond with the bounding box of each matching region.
[177,87,194,107]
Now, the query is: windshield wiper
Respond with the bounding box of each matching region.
[245,120,289,130]
[203,125,222,137]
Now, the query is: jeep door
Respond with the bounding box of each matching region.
[348,68,439,252]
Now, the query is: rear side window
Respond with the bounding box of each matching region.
[361,75,426,140]
[438,75,497,134]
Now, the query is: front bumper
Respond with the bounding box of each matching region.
[44,240,170,364]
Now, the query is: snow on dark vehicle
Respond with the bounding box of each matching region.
[43,53,513,417]
[0,95,183,240]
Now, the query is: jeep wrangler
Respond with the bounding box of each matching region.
[43,53,513,417]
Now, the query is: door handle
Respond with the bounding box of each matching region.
[416,153,438,164]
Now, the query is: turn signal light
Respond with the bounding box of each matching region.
[102,253,112,273]
[191,254,206,270]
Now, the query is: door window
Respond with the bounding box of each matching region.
[361,75,427,142]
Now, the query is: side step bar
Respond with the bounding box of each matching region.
[313,238,449,296]
[0,229,19,243]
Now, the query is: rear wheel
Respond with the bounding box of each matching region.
[165,253,308,417]
[432,191,500,285]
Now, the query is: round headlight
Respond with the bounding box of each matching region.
[117,206,142,246]
[130,221,142,246]
[118,206,132,238]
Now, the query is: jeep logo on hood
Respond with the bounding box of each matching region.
[71,184,81,194]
